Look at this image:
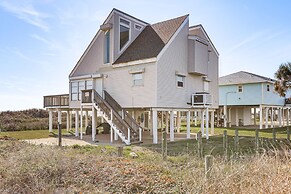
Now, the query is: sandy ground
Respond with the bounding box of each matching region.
[24,137,97,146]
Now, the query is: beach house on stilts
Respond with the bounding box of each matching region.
[43,8,219,144]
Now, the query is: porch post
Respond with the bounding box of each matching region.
[177,111,181,133]
[170,110,174,141]
[80,108,83,140]
[279,108,282,127]
[92,107,96,142]
[66,110,70,131]
[58,110,62,124]
[186,110,191,139]
[152,110,158,144]
[206,107,209,139]
[211,110,215,135]
[223,105,227,127]
[85,110,88,129]
[194,111,197,126]
[201,109,205,136]
[271,107,274,128]
[75,110,79,137]
[259,105,263,129]
[265,107,269,129]
[49,110,53,132]
[165,111,169,133]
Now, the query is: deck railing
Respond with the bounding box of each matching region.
[43,94,69,108]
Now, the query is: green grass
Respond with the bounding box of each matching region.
[0,129,71,140]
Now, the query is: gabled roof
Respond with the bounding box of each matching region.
[114,15,188,64]
[219,71,275,85]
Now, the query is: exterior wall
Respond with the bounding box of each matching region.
[156,20,189,108]
[219,82,285,106]
[101,62,157,108]
[207,45,219,108]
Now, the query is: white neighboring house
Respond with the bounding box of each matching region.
[44,8,219,144]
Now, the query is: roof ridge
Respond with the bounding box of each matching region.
[151,14,189,26]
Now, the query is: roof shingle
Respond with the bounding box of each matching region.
[114,15,188,64]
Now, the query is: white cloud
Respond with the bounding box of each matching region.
[0,0,50,31]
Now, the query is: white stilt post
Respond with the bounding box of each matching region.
[282,108,285,127]
[206,107,209,139]
[152,110,158,144]
[58,110,62,124]
[279,108,282,127]
[254,108,257,125]
[201,109,205,136]
[75,110,79,137]
[211,110,214,135]
[114,127,118,141]
[110,126,113,143]
[177,111,181,133]
[85,111,88,129]
[235,108,239,126]
[187,110,191,139]
[194,111,197,126]
[170,111,174,141]
[49,110,53,132]
[259,105,263,129]
[161,111,164,131]
[80,108,83,140]
[228,108,232,127]
[271,107,274,128]
[265,107,269,129]
[165,111,169,133]
[92,107,96,142]
[66,111,70,131]
[223,105,227,127]
[287,108,290,126]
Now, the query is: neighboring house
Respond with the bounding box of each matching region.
[44,8,219,144]
[219,71,291,129]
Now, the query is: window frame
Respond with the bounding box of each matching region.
[237,85,243,93]
[176,75,185,88]
[119,17,131,52]
[71,80,93,101]
[71,82,78,101]
[104,30,110,64]
[132,73,143,87]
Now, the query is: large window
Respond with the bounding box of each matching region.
[104,31,110,63]
[71,80,93,101]
[133,73,143,86]
[176,75,184,88]
[119,18,130,51]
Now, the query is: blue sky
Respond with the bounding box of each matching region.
[1,0,291,111]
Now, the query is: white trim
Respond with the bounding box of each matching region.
[111,10,148,26]
[188,35,209,46]
[70,73,102,80]
[237,85,243,93]
[157,16,189,61]
[113,57,156,68]
[118,16,131,53]
[175,71,186,77]
[129,68,145,74]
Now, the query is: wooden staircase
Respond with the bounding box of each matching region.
[82,89,141,145]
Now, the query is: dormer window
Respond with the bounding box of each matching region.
[119,18,130,51]
[104,30,110,64]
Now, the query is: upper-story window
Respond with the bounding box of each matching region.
[119,18,130,51]
[133,73,143,86]
[176,75,184,88]
[267,84,270,92]
[104,31,110,63]
[238,85,243,93]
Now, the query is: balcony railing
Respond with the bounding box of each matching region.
[43,94,69,108]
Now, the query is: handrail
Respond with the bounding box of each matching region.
[103,90,141,135]
[92,90,133,139]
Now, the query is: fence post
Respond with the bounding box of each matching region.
[205,155,213,179]
[234,129,239,154]
[272,128,276,143]
[255,129,259,153]
[162,131,167,161]
[58,122,62,147]
[117,146,123,157]
[287,127,290,142]
[223,130,228,159]
[197,131,203,158]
